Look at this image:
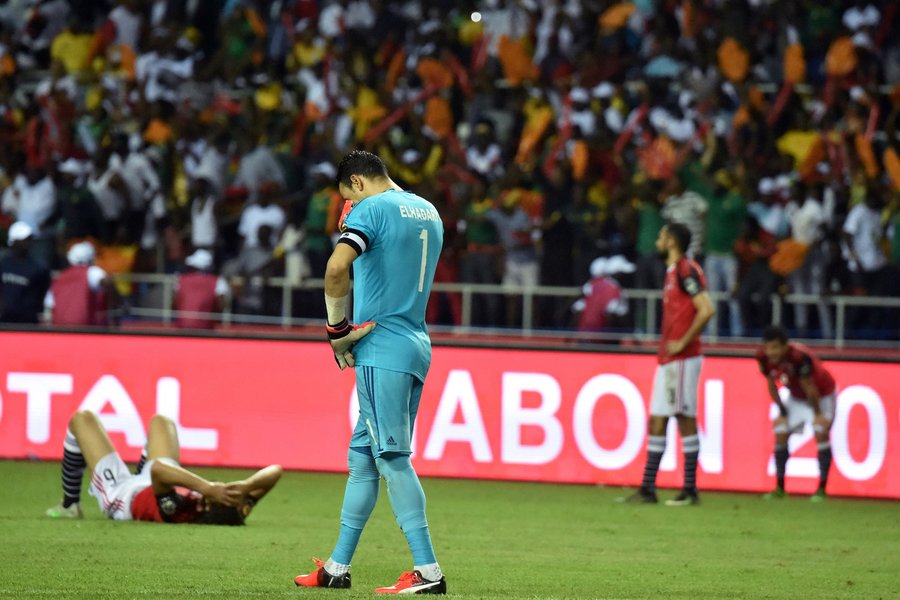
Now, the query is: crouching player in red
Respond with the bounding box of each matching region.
[757,325,836,501]
[46,410,282,523]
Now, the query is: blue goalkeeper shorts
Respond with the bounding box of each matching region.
[351,365,423,458]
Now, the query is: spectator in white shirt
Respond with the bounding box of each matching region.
[786,184,834,338]
[238,183,286,249]
[842,191,888,334]
[466,121,503,182]
[842,193,887,280]
[194,134,230,197]
[108,0,143,50]
[318,0,348,40]
[87,146,128,238]
[1,168,57,267]
[2,168,56,236]
[120,137,163,241]
[189,176,220,252]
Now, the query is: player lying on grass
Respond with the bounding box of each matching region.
[47,410,282,523]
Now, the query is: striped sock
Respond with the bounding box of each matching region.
[817,442,832,491]
[135,448,148,474]
[775,444,789,490]
[61,430,86,507]
[682,434,700,492]
[641,435,666,492]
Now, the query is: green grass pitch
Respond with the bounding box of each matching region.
[1,460,898,599]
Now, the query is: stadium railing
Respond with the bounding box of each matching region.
[57,272,900,349]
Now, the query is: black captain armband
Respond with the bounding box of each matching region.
[337,228,369,255]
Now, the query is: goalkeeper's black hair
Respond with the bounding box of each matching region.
[762,324,789,344]
[336,150,389,188]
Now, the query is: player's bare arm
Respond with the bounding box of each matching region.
[800,376,831,437]
[325,243,357,299]
[799,376,822,415]
[149,460,243,507]
[324,241,375,370]
[666,291,715,356]
[233,464,283,502]
[766,375,787,416]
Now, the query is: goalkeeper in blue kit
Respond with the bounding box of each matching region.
[294,151,447,594]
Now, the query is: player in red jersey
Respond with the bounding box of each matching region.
[46,410,281,523]
[757,324,836,501]
[626,222,715,506]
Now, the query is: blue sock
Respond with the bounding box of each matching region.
[330,448,380,565]
[376,453,437,566]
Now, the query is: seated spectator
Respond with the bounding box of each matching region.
[0,222,50,324]
[45,241,118,327]
[174,249,229,330]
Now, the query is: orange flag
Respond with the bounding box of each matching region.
[784,43,806,84]
[855,133,879,178]
[825,37,857,77]
[718,38,749,82]
[884,147,900,191]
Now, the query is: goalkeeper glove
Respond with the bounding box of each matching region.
[326,318,376,370]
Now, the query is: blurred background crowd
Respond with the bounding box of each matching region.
[0,0,898,339]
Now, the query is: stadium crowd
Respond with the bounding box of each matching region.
[0,0,898,338]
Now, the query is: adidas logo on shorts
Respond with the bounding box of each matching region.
[387,436,396,446]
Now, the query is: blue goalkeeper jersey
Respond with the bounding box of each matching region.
[337,189,443,380]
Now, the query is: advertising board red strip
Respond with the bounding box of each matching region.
[0,333,896,498]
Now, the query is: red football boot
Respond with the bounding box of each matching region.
[293,557,351,589]
[374,570,446,595]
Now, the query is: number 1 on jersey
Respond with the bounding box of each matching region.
[418,229,428,292]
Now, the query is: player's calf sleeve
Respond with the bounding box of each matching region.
[682,434,700,491]
[775,444,789,490]
[376,453,437,565]
[331,449,380,566]
[641,435,666,492]
[61,430,86,507]
[817,442,832,490]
